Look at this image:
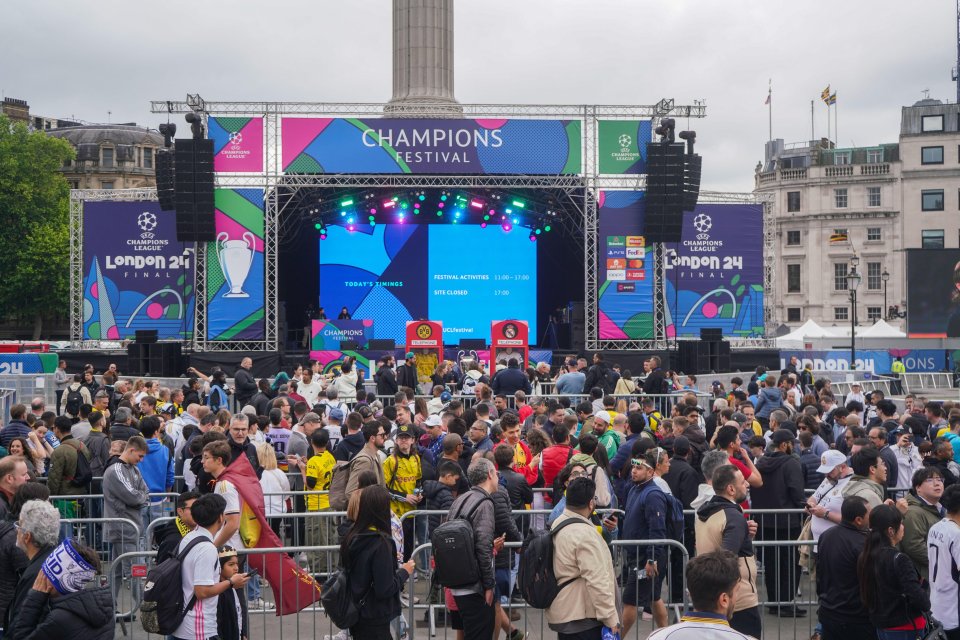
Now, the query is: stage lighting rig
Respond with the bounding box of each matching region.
[184,112,204,139]
[158,123,176,148]
[678,129,697,154]
[655,118,676,143]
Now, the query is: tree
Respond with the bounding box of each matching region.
[0,115,74,338]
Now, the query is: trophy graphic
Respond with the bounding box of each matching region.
[217,231,255,298]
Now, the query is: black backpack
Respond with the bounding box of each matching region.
[431,492,493,588]
[68,441,93,487]
[321,568,371,630]
[65,386,83,416]
[141,537,210,634]
[517,517,591,609]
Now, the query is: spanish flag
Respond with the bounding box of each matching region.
[821,85,831,102]
[829,231,848,243]
[220,456,322,615]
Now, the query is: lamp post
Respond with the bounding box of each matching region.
[882,268,890,318]
[847,264,862,370]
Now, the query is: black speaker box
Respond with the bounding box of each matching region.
[700,327,722,342]
[459,339,486,350]
[368,339,396,351]
[135,329,158,344]
[155,149,176,211]
[339,340,359,351]
[174,139,216,242]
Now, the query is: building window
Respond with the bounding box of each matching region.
[834,307,849,321]
[786,230,801,246]
[922,229,945,249]
[63,158,72,168]
[100,181,114,190]
[834,262,849,291]
[866,149,883,163]
[68,180,79,190]
[867,306,882,322]
[787,191,800,212]
[787,308,802,322]
[835,188,848,208]
[834,151,851,165]
[787,264,801,293]
[867,227,882,241]
[922,189,945,211]
[922,146,944,164]
[921,114,944,132]
[867,262,882,290]
[867,186,881,207]
[143,147,154,169]
[101,147,114,168]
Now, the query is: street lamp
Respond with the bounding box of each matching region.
[882,269,890,318]
[847,264,862,370]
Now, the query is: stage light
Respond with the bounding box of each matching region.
[341,199,354,207]
[369,208,376,214]
[505,208,513,214]
[340,211,347,217]
[489,209,496,215]
[383,200,395,208]
[529,232,537,242]
[438,202,445,208]
[480,222,487,228]
[440,195,448,201]
[347,224,355,232]
[512,217,519,224]
[483,214,490,221]
[347,217,355,224]
[502,222,513,232]
[398,213,406,222]
[512,200,525,208]
[400,201,409,209]
[436,211,442,217]
[454,211,461,219]
[368,215,375,222]
[470,199,484,209]
[314,222,322,230]
[418,195,426,201]
[456,195,467,203]
[545,225,552,232]
[535,228,542,235]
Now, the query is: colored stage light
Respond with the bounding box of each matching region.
[347,225,355,232]
[502,222,512,232]
[314,223,321,230]
[456,195,467,202]
[438,202,445,208]
[440,195,448,201]
[529,232,537,242]
[489,209,496,215]
[370,208,377,214]
[341,199,354,207]
[368,215,375,222]
[418,195,426,201]
[340,211,347,217]
[454,211,461,219]
[535,228,542,235]
[483,214,490,221]
[545,225,551,232]
[436,211,442,216]
[470,199,484,209]
[512,217,519,224]
[383,200,395,208]
[512,200,525,208]
[400,201,409,209]
[480,222,487,228]
[505,208,513,214]
[347,217,355,224]
[398,213,406,222]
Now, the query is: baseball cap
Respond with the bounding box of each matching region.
[816,450,848,474]
[396,424,415,438]
[424,414,442,428]
[440,391,452,402]
[594,410,612,424]
[731,412,749,424]
[328,408,344,422]
[851,382,862,388]
[158,403,176,415]
[405,352,415,360]
[771,429,795,445]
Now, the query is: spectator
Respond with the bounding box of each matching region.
[691,450,731,510]
[154,491,199,564]
[891,432,923,498]
[256,443,290,533]
[225,414,261,477]
[798,430,824,490]
[339,485,415,640]
[333,412,364,462]
[816,496,873,640]
[468,421,494,454]
[6,497,58,633]
[485,451,524,640]
[233,357,257,408]
[108,407,139,443]
[646,551,747,640]
[842,448,889,510]
[554,359,585,396]
[695,464,762,638]
[868,427,900,489]
[172,493,251,640]
[383,424,423,561]
[0,485,28,629]
[491,358,531,396]
[58,376,91,420]
[215,545,248,640]
[592,411,622,460]
[301,429,335,574]
[375,356,399,396]
[103,436,149,601]
[808,451,855,545]
[927,484,960,638]
[8,539,113,639]
[540,422,575,503]
[900,467,944,580]
[445,458,498,640]
[0,456,31,519]
[345,422,386,497]
[139,416,174,522]
[0,405,31,449]
[83,410,111,482]
[749,429,807,617]
[856,504,930,639]
[546,476,621,639]
[46,417,92,506]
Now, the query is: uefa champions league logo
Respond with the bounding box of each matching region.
[137,211,157,239]
[618,134,632,151]
[229,131,243,146]
[693,213,712,240]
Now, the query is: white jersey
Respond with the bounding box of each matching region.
[927,518,960,631]
[647,614,756,640]
[811,474,854,545]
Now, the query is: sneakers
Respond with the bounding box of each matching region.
[509,629,528,640]
[399,593,420,606]
[248,597,276,610]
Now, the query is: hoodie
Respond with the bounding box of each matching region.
[750,451,807,527]
[9,586,114,640]
[695,496,758,611]
[139,438,174,500]
[690,483,715,510]
[334,431,364,462]
[344,531,409,623]
[754,386,783,419]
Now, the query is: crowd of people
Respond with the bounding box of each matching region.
[0,354,959,640]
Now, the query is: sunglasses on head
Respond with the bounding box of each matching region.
[631,458,653,470]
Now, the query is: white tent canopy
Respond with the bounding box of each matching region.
[857,319,907,338]
[776,319,906,346]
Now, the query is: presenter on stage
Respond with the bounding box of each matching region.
[338,306,352,320]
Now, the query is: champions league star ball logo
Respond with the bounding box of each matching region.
[228,131,243,146]
[618,134,632,151]
[693,213,712,239]
[137,211,157,239]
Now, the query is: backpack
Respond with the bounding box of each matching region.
[327,459,353,511]
[602,369,618,395]
[141,537,210,634]
[517,517,592,609]
[65,386,83,416]
[67,441,93,487]
[634,482,685,543]
[320,567,370,630]
[431,491,493,588]
[461,374,479,395]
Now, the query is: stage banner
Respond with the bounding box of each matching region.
[208,116,264,173]
[206,189,265,341]
[906,249,960,338]
[0,353,59,375]
[664,203,765,338]
[597,191,654,340]
[281,118,582,174]
[309,350,386,379]
[310,319,373,351]
[598,120,652,174]
[779,349,948,373]
[82,201,194,341]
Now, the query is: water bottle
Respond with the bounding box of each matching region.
[601,626,620,640]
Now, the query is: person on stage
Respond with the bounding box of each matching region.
[338,306,351,320]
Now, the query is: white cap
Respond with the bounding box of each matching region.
[816,450,847,474]
[594,410,612,424]
[424,414,442,427]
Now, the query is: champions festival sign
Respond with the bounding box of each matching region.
[82,201,194,340]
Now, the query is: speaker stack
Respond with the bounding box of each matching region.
[126,330,183,377]
[678,328,730,375]
[645,143,686,243]
[174,139,216,242]
[156,148,176,211]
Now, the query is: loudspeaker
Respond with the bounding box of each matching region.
[340,340,359,351]
[174,139,216,242]
[645,142,686,243]
[155,148,176,211]
[700,327,722,342]
[368,339,396,351]
[126,343,149,375]
[127,342,181,376]
[682,153,703,211]
[135,329,158,344]
[459,339,486,350]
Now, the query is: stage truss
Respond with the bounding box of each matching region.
[71,95,776,353]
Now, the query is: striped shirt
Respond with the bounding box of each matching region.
[172,528,219,640]
[647,611,757,640]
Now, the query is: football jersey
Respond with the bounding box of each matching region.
[927,518,960,630]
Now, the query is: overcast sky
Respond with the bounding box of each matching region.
[3,0,956,191]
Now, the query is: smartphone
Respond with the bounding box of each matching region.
[246,568,259,578]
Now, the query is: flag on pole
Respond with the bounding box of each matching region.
[220,456,322,615]
[821,85,831,102]
[829,231,848,244]
[764,92,771,105]
[827,92,837,105]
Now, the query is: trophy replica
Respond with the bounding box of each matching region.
[217,231,255,298]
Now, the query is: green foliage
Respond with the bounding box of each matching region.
[0,115,75,329]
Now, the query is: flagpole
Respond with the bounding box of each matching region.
[826,101,831,144]
[835,96,839,146]
[768,79,773,141]
[811,100,815,140]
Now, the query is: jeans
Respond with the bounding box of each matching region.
[304,509,333,576]
[453,592,496,640]
[558,627,603,640]
[877,629,924,640]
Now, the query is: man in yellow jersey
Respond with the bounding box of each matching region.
[384,424,423,561]
[501,412,539,487]
[302,429,335,575]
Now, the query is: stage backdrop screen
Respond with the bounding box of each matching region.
[82,201,194,340]
[319,225,536,344]
[906,248,960,338]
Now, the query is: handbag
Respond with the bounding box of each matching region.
[899,550,949,640]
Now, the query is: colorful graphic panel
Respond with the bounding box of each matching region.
[598,120,653,174]
[905,249,960,338]
[779,350,947,373]
[82,201,194,340]
[310,319,373,351]
[209,117,264,173]
[282,118,582,175]
[597,191,655,340]
[0,353,59,374]
[664,204,765,338]
[206,189,265,341]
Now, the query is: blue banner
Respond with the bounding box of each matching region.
[779,350,948,373]
[0,353,59,375]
